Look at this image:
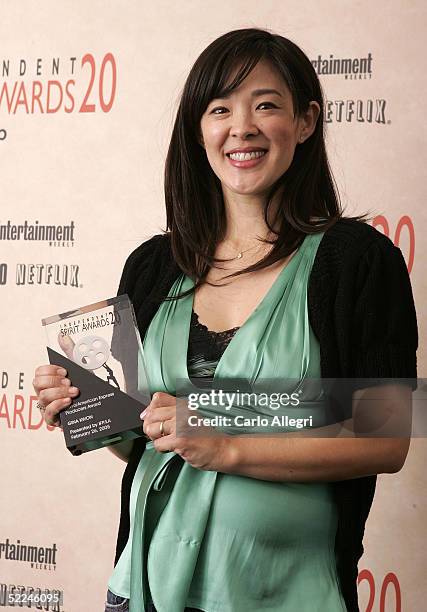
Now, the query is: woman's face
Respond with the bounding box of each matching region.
[199,59,319,199]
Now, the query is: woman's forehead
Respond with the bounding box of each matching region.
[216,59,290,97]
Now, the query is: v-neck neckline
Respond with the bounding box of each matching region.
[182,234,309,383]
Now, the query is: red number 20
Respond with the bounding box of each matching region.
[358,568,402,612]
[79,53,117,113]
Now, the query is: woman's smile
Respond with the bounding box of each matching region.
[226,149,268,168]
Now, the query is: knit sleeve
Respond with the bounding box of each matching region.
[110,234,165,362]
[116,234,165,302]
[350,235,418,390]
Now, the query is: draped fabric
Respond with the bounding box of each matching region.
[109,230,347,611]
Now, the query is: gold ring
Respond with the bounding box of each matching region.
[159,420,165,437]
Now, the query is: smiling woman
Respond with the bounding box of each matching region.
[31,26,418,612]
[103,28,417,612]
[199,62,319,196]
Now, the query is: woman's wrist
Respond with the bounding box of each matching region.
[217,435,240,473]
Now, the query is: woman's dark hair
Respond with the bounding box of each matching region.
[163,27,372,295]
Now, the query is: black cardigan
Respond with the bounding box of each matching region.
[112,217,418,612]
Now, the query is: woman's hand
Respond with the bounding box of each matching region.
[141,391,234,472]
[32,364,80,427]
[33,335,80,428]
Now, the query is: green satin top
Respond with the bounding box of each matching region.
[108,230,347,612]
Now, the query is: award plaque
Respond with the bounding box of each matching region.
[41,295,151,455]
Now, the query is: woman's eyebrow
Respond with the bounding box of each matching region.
[213,88,283,100]
[251,88,283,97]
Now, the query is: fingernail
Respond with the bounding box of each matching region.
[140,409,147,419]
[69,387,79,394]
[57,368,67,376]
[60,378,70,386]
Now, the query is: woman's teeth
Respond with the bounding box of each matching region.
[228,150,267,161]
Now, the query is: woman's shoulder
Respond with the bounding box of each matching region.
[124,232,171,265]
[313,216,400,283]
[308,215,413,325]
[319,216,396,255]
[122,232,175,277]
[117,232,174,298]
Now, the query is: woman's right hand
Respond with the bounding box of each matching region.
[32,364,80,428]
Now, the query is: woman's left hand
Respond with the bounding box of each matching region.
[141,391,233,472]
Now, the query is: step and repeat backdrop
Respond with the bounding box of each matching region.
[0,1,425,610]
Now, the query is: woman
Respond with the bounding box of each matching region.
[33,28,418,612]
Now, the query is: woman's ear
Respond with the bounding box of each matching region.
[299,101,321,143]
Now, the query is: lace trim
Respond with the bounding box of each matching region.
[191,309,240,342]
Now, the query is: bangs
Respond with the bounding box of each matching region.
[195,46,299,119]
[211,53,262,101]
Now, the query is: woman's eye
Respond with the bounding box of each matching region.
[211,106,227,114]
[210,102,277,115]
[257,102,277,110]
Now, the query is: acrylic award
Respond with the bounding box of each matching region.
[41,295,151,455]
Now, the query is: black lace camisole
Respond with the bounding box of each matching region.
[187,308,240,383]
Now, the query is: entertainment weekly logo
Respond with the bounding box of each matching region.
[311,52,389,124]
[0,537,57,571]
[311,52,373,79]
[0,220,75,246]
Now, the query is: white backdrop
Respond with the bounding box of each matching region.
[0,1,425,610]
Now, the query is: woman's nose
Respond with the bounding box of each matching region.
[229,112,260,139]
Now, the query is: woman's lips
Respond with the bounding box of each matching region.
[226,151,268,168]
